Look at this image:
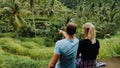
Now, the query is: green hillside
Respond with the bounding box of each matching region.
[0,0,120,68]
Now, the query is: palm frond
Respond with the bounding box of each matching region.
[0,7,13,16]
[14,14,22,31]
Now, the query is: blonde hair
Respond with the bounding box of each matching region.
[82,23,96,44]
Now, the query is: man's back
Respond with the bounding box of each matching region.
[54,37,79,68]
[48,23,78,68]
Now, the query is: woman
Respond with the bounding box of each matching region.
[77,23,100,68]
[60,23,100,68]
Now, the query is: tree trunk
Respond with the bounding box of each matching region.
[38,0,40,6]
[6,21,10,32]
[30,0,36,36]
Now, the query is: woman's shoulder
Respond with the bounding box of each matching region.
[96,38,99,43]
[79,39,91,44]
[79,39,90,41]
[79,39,99,44]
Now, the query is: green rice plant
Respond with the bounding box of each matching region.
[97,40,108,59]
[0,46,5,54]
[26,47,53,60]
[20,37,55,47]
[21,42,39,49]
[0,38,53,60]
[112,38,120,56]
[0,53,43,68]
[98,36,120,59]
[43,37,55,47]
[19,37,45,47]
[0,38,26,55]
[0,35,120,68]
[104,40,118,57]
[0,32,16,38]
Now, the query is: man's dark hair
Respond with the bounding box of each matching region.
[66,23,77,35]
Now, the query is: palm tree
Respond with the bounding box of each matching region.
[0,0,26,35]
[30,0,36,36]
[38,0,41,6]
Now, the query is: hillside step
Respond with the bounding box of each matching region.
[35,21,48,23]
[35,23,47,29]
[26,17,49,21]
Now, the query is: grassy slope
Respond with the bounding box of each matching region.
[0,32,120,68]
[98,32,120,59]
[0,37,54,68]
[0,0,71,68]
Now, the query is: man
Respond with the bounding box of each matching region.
[48,23,79,68]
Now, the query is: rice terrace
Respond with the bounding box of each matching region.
[0,0,120,68]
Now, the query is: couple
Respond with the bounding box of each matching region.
[48,22,100,68]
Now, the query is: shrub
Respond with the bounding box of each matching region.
[98,35,120,59]
[21,42,38,49]
[20,25,35,38]
[43,37,55,47]
[0,32,16,38]
[0,38,53,60]
[19,37,45,47]
[0,53,42,68]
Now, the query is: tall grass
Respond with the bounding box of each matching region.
[0,37,54,68]
[98,33,120,59]
[0,38,53,60]
[0,33,120,68]
[0,53,44,68]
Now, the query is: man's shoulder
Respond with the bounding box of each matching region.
[56,39,66,44]
[57,37,79,41]
[74,37,79,41]
[57,38,66,42]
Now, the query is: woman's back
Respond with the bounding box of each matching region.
[77,39,100,60]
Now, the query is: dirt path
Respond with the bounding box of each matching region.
[98,57,120,68]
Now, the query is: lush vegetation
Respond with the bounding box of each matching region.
[98,32,120,59]
[0,0,120,68]
[0,36,54,68]
[0,0,120,39]
[0,32,120,68]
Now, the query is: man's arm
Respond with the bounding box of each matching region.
[58,29,69,38]
[48,53,60,68]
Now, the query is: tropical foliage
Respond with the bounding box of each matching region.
[0,0,120,39]
[73,0,120,38]
[0,32,120,68]
[0,0,26,33]
[0,37,54,68]
[0,0,120,68]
